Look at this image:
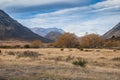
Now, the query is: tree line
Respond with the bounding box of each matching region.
[1,32,119,49]
[54,32,120,48]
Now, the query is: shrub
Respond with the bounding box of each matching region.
[79,48,84,51]
[112,57,120,61]
[24,44,30,48]
[31,40,42,48]
[7,51,16,56]
[17,51,39,58]
[60,48,64,51]
[0,50,1,53]
[66,55,74,62]
[14,45,21,48]
[0,46,12,48]
[72,59,87,67]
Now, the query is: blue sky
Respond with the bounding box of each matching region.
[0,0,120,36]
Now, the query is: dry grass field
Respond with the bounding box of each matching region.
[0,48,120,80]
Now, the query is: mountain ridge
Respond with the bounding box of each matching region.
[103,22,120,39]
[31,27,64,37]
[0,9,50,42]
[45,31,62,41]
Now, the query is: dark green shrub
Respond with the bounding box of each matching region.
[112,57,120,61]
[0,50,1,53]
[14,45,21,48]
[0,46,11,48]
[79,48,84,51]
[60,48,64,51]
[17,51,39,58]
[24,44,30,48]
[72,59,87,67]
[7,51,16,56]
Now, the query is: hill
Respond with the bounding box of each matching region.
[103,22,120,40]
[31,27,64,37]
[0,10,50,42]
[45,31,62,41]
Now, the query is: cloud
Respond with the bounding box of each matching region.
[1,0,103,15]
[0,0,75,7]
[1,0,120,36]
[0,0,88,9]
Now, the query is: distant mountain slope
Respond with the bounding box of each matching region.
[31,27,64,37]
[45,31,62,41]
[0,9,50,42]
[103,22,120,39]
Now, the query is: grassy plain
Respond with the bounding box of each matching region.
[0,48,120,80]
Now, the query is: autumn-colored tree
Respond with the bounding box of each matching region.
[31,40,42,48]
[80,34,104,48]
[104,40,120,48]
[55,32,79,48]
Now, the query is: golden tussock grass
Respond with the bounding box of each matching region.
[0,48,120,80]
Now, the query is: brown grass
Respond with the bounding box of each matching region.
[0,48,120,80]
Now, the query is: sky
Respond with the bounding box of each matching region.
[0,0,120,36]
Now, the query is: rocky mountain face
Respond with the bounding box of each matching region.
[45,31,62,41]
[0,9,50,42]
[103,22,120,39]
[31,27,64,37]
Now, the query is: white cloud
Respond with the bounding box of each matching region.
[0,0,78,9]
[2,0,120,36]
[92,0,120,9]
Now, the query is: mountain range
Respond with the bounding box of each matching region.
[30,27,64,37]
[0,9,50,42]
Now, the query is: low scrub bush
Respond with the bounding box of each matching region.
[24,44,30,48]
[0,46,12,48]
[79,48,84,51]
[0,50,2,55]
[72,59,87,67]
[112,57,120,61]
[7,51,16,56]
[17,51,39,58]
[60,48,64,51]
[66,55,74,62]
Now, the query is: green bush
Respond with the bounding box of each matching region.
[112,57,120,61]
[24,44,30,48]
[0,50,1,53]
[14,45,21,48]
[72,59,87,67]
[17,51,39,58]
[60,48,64,51]
[0,46,12,48]
[7,51,16,56]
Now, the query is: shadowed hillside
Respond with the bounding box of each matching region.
[103,22,120,40]
[0,10,50,42]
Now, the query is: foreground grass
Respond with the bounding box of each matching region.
[0,48,120,80]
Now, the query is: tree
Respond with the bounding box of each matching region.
[79,34,104,48]
[104,40,120,48]
[55,32,79,48]
[31,40,42,48]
